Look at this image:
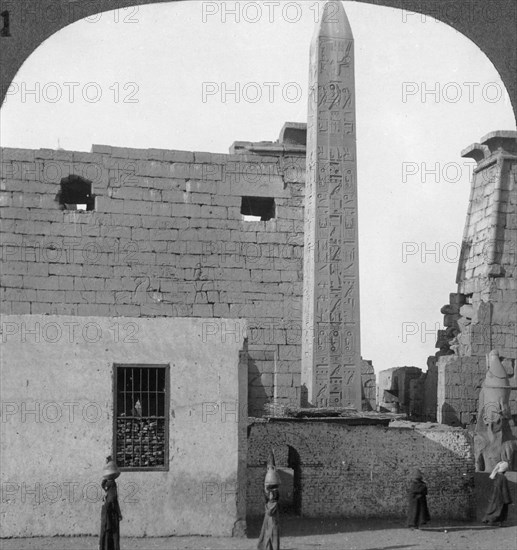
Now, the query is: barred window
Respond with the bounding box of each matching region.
[113,364,169,471]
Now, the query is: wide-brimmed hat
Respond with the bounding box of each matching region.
[102,456,120,480]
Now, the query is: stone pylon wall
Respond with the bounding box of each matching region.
[0,136,307,414]
[437,131,517,426]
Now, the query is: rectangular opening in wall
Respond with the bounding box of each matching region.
[58,175,95,211]
[241,196,275,221]
[113,364,169,471]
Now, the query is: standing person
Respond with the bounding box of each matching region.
[257,450,280,550]
[407,468,430,530]
[482,461,512,526]
[99,456,123,550]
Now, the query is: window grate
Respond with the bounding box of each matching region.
[113,364,169,470]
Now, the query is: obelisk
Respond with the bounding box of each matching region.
[302,1,362,410]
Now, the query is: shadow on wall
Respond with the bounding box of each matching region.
[300,385,309,408]
[288,445,302,516]
[440,403,464,427]
[248,352,273,417]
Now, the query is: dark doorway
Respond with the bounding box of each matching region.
[287,445,302,516]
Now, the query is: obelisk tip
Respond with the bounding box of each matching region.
[316,1,353,40]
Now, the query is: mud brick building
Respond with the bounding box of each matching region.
[247,419,475,520]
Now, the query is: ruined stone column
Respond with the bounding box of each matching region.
[302,1,362,410]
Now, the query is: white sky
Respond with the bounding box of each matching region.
[1,1,515,375]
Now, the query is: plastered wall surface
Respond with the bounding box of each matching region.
[0,315,247,537]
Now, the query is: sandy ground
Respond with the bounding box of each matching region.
[1,517,516,550]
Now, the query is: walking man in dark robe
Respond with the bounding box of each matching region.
[482,461,512,526]
[99,456,123,550]
[407,468,430,529]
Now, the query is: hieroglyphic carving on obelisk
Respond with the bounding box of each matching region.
[302,1,362,410]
